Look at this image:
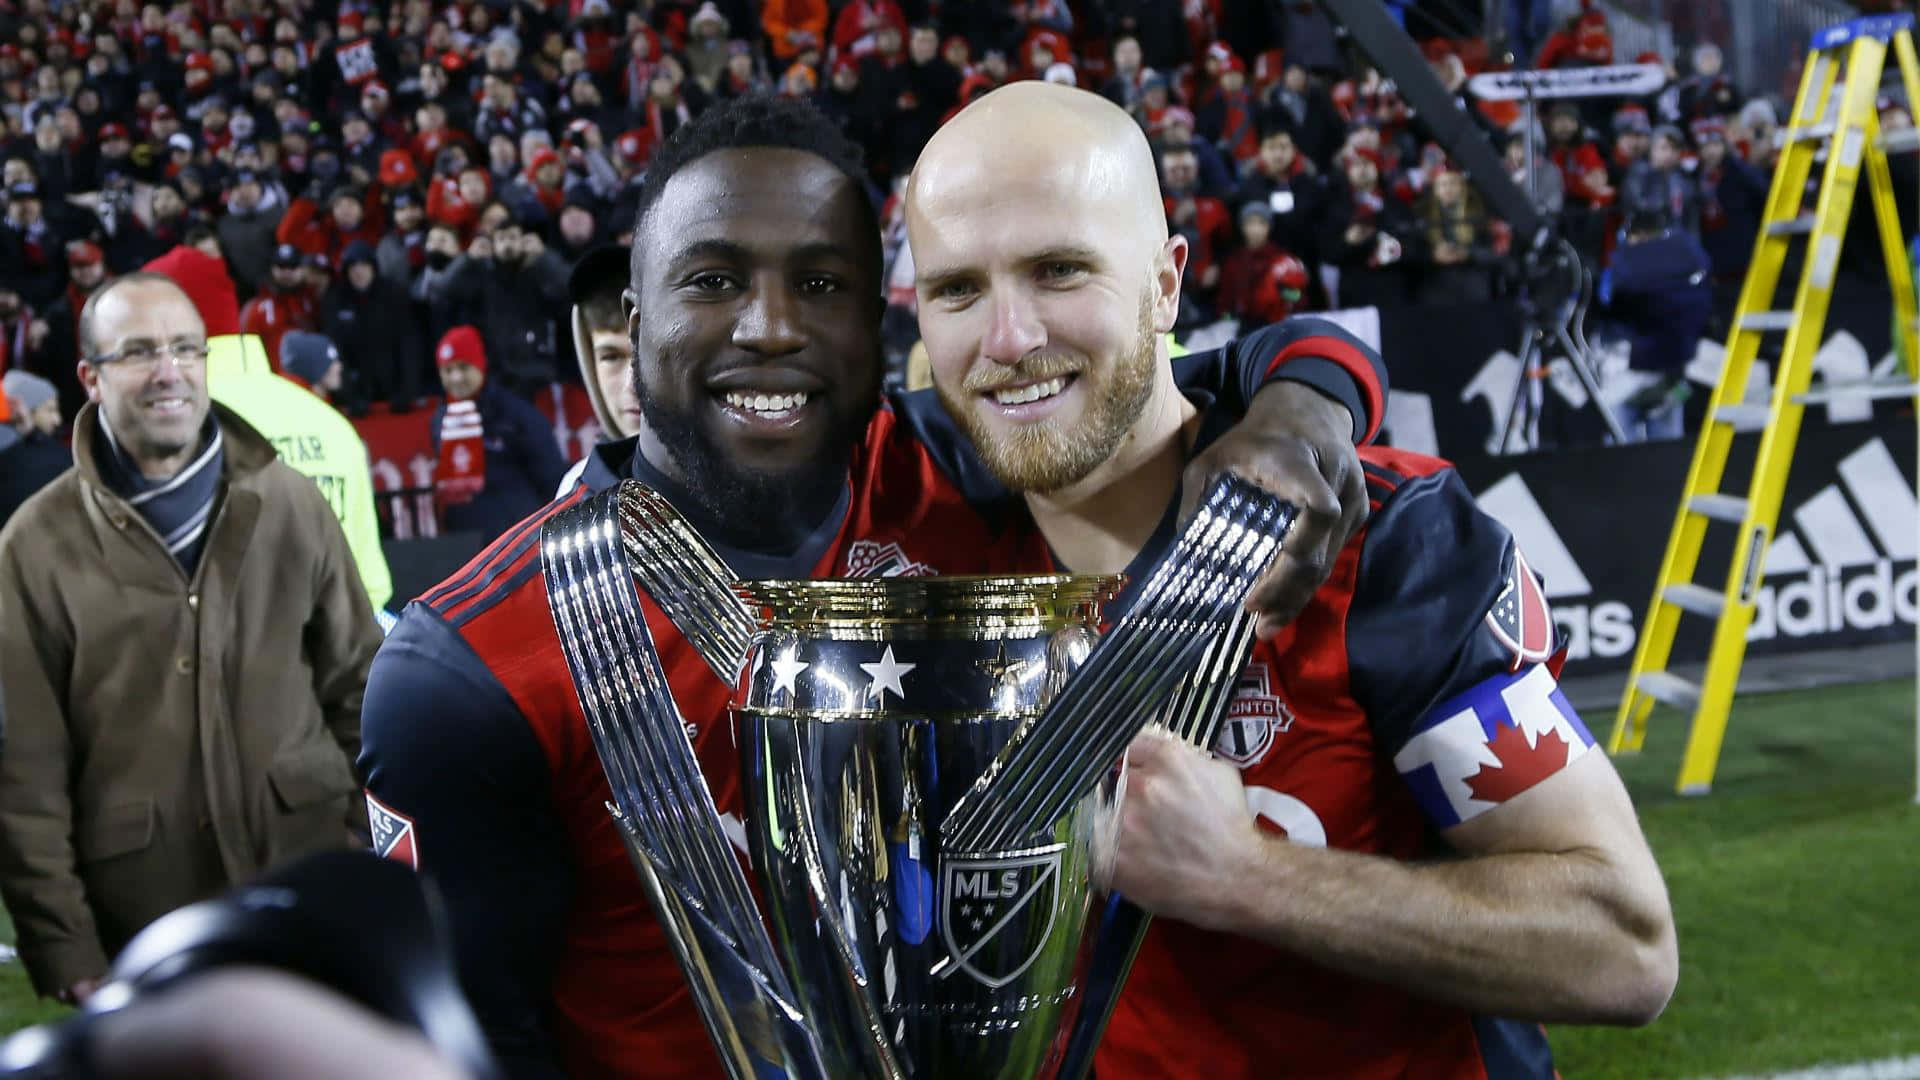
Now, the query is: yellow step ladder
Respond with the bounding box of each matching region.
[1609,13,1920,794]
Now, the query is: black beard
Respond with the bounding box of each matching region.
[634,368,853,555]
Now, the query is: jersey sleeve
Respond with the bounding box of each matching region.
[1216,317,1388,445]
[1345,465,1594,832]
[358,605,572,1080]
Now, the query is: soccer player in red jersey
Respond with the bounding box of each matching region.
[906,83,1678,1080]
[359,95,1389,1079]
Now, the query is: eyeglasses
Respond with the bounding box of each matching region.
[90,340,210,372]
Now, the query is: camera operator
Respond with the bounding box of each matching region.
[1599,208,1712,441]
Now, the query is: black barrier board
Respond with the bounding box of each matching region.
[1451,417,1918,673]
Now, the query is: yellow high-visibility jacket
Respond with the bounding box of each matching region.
[205,334,393,613]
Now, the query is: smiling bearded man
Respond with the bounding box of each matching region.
[359,94,1395,1080]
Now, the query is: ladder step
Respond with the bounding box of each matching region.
[1794,379,1920,404]
[1879,127,1920,154]
[1663,583,1728,618]
[1766,214,1818,235]
[1739,312,1797,331]
[1787,122,1836,142]
[1715,404,1772,430]
[1688,494,1750,522]
[1635,671,1702,710]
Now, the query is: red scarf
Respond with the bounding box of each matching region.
[436,399,487,506]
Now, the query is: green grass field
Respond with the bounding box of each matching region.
[1553,677,1920,1078]
[4,678,1917,1076]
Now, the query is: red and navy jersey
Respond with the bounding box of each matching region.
[1095,443,1586,1080]
[357,317,1387,1078]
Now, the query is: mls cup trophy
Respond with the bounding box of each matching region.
[733,574,1118,1079]
[540,478,1291,1080]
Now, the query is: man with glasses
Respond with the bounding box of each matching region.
[0,272,383,1008]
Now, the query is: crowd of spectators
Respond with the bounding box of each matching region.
[0,0,1798,447]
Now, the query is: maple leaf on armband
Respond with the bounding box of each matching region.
[1463,720,1570,805]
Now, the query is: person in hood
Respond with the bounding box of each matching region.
[567,245,641,455]
[320,241,426,412]
[428,325,567,542]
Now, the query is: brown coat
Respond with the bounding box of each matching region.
[0,401,381,995]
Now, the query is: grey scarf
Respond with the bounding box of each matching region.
[97,410,225,576]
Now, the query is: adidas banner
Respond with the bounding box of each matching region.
[1372,290,1901,463]
[1451,417,1918,673]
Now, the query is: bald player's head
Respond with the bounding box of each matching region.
[910,82,1170,269]
[907,83,1187,495]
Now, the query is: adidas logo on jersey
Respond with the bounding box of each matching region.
[1746,437,1919,640]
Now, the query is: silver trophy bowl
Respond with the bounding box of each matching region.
[733,575,1123,1079]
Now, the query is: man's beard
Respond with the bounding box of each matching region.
[940,291,1158,495]
[635,360,854,551]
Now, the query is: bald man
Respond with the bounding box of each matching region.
[908,83,1676,1078]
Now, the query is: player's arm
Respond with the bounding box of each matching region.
[1117,734,1674,1024]
[1170,317,1388,633]
[1112,469,1677,1025]
[359,607,572,1079]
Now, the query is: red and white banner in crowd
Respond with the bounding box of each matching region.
[353,382,604,538]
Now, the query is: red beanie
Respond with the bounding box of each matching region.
[380,147,419,188]
[436,325,487,373]
[144,246,240,338]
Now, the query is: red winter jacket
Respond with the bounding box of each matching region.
[275,189,388,263]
